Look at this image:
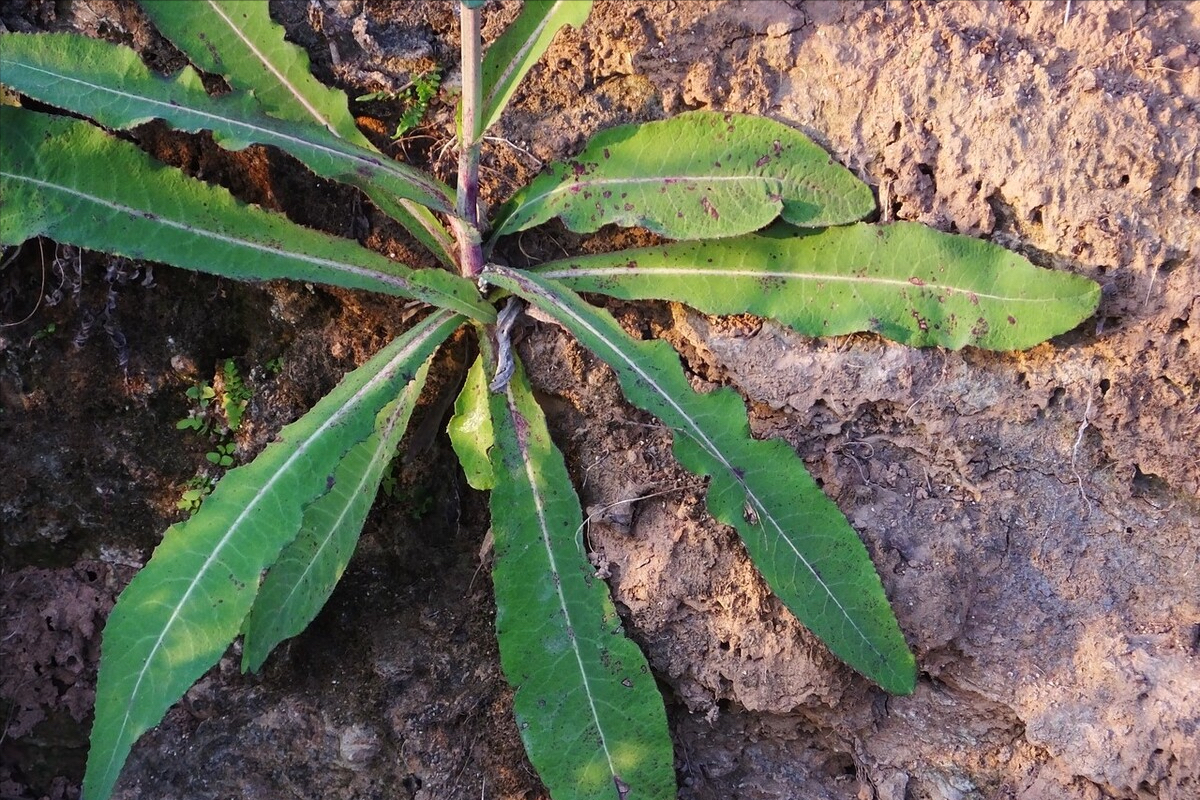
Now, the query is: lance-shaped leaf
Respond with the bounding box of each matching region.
[534,222,1102,351]
[134,5,459,267]
[0,107,493,322]
[489,358,675,800]
[478,0,592,134]
[483,264,916,696]
[492,110,874,241]
[447,352,496,491]
[0,32,456,215]
[241,356,434,673]
[139,0,371,146]
[84,311,463,800]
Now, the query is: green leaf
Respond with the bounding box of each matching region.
[132,5,458,267]
[241,355,434,672]
[0,107,493,322]
[84,310,462,800]
[489,358,675,800]
[479,0,592,134]
[534,222,1102,350]
[139,0,371,146]
[0,32,456,215]
[492,110,874,241]
[482,264,916,696]
[447,352,496,491]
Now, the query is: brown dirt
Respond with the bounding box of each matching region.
[2,1,1197,800]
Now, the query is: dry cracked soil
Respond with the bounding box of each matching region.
[1,2,1198,800]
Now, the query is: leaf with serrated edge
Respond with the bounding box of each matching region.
[490,358,675,800]
[483,264,916,695]
[0,32,455,214]
[492,110,874,241]
[84,311,462,800]
[448,352,496,491]
[534,222,1101,351]
[130,6,459,267]
[0,107,493,322]
[242,356,433,672]
[479,0,592,134]
[140,0,370,145]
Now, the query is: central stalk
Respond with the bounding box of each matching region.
[455,1,485,280]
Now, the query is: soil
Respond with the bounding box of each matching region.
[1,1,1198,800]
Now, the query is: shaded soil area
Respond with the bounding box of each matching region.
[2,2,1198,800]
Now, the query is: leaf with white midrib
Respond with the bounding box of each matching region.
[0,107,492,322]
[478,0,593,135]
[84,311,463,800]
[489,360,675,800]
[0,32,454,213]
[133,4,458,267]
[140,0,369,145]
[533,222,1102,350]
[483,264,916,696]
[492,110,875,241]
[241,357,433,673]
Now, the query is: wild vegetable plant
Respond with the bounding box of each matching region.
[0,2,1101,799]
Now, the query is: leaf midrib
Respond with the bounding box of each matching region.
[538,265,1081,304]
[497,267,887,667]
[203,0,336,135]
[482,1,561,118]
[0,56,450,206]
[504,387,620,783]
[1,170,415,292]
[99,315,450,785]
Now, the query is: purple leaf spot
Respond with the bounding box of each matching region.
[701,196,720,220]
[755,154,770,168]
[908,276,926,286]
[1007,315,1017,325]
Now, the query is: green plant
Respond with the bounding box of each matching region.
[176,474,215,514]
[205,441,237,468]
[175,381,216,434]
[0,2,1100,799]
[358,70,443,140]
[217,357,250,432]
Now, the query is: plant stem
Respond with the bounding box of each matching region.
[456,1,484,279]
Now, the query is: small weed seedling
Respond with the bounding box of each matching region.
[0,3,1100,799]
[176,474,215,515]
[358,70,443,140]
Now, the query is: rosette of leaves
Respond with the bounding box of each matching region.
[0,2,1100,799]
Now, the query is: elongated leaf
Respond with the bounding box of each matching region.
[479,0,592,134]
[535,222,1101,350]
[0,32,455,214]
[133,5,459,267]
[447,352,496,490]
[492,110,874,241]
[139,0,370,145]
[483,264,916,695]
[84,311,462,800]
[0,106,493,321]
[490,358,675,800]
[241,356,433,672]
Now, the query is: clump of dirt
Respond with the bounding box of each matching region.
[2,2,1197,800]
